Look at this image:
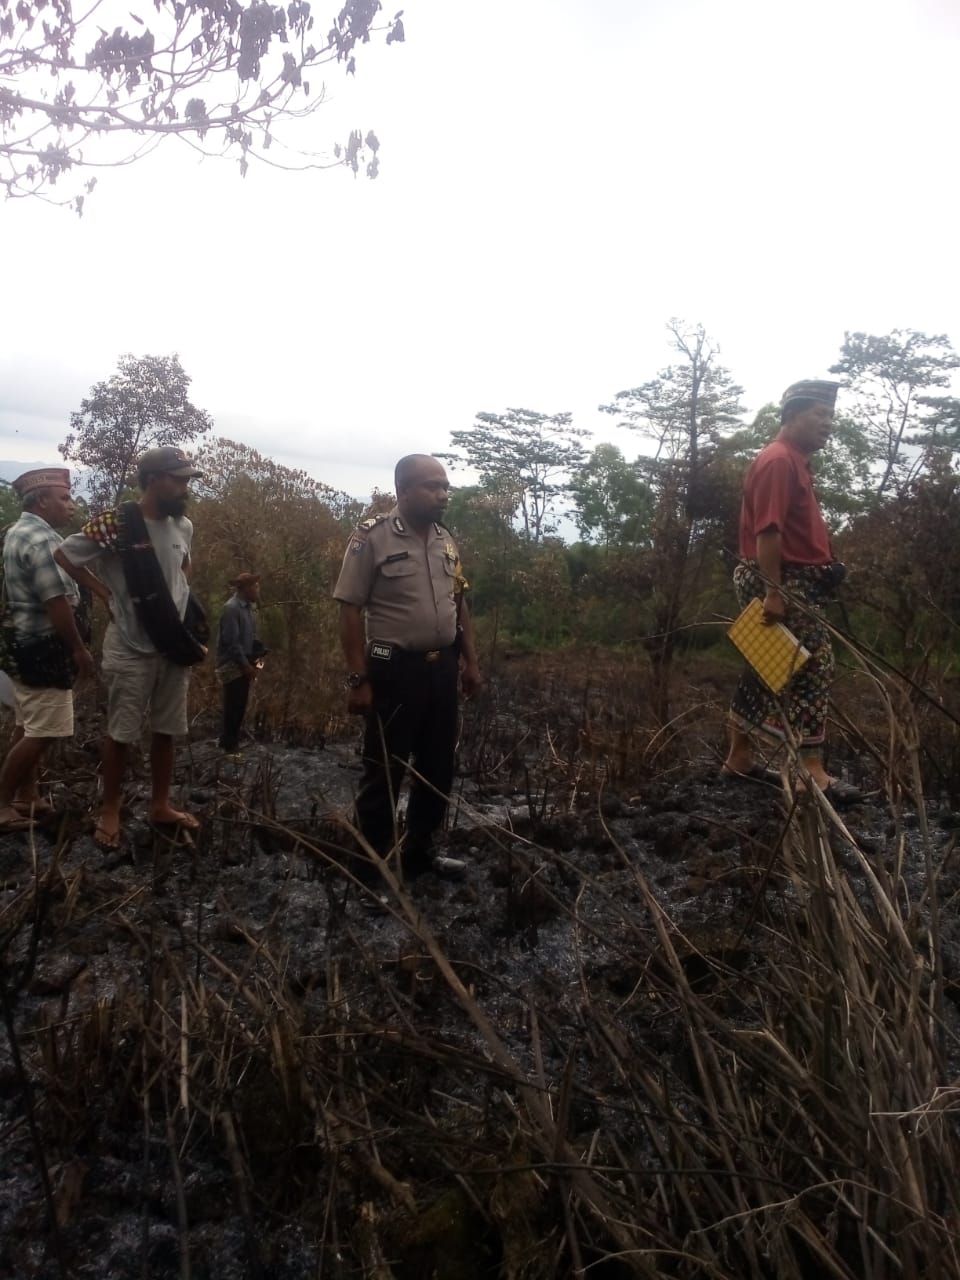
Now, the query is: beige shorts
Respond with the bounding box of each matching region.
[101,624,191,743]
[12,680,74,738]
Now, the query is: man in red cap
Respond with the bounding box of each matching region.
[215,571,264,756]
[55,445,205,848]
[0,468,94,831]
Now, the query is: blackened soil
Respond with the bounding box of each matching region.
[0,730,955,1278]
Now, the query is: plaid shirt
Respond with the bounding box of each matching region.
[2,512,79,639]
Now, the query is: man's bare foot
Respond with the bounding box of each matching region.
[0,804,34,832]
[796,772,833,792]
[13,796,55,816]
[723,754,756,776]
[93,810,121,850]
[150,807,200,831]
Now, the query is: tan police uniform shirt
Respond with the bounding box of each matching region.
[333,509,463,652]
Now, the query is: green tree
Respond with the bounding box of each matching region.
[570,443,653,549]
[839,458,960,677]
[0,481,20,527]
[602,321,744,471]
[600,320,745,720]
[1,0,402,210]
[59,353,213,508]
[444,480,522,653]
[440,408,590,544]
[829,329,960,497]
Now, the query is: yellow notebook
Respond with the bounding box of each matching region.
[727,598,811,693]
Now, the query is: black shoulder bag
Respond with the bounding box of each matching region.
[117,503,209,667]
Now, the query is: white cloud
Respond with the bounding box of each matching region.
[1,0,957,498]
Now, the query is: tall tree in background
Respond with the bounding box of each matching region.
[440,408,589,544]
[191,436,357,725]
[600,320,744,720]
[839,457,960,677]
[1,0,402,210]
[60,353,213,506]
[444,482,523,654]
[570,443,653,549]
[602,322,744,470]
[195,436,358,524]
[829,329,960,497]
[0,482,21,527]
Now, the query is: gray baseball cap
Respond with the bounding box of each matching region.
[137,445,204,480]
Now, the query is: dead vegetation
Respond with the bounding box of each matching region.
[2,642,960,1278]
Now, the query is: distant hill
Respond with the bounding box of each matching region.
[0,460,61,485]
[0,460,93,492]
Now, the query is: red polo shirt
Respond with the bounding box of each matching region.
[739,438,832,565]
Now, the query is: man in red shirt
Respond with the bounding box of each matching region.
[724,379,860,804]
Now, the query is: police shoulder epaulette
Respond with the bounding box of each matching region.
[356,513,387,534]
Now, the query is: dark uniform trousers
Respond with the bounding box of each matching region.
[354,646,459,873]
[219,675,252,752]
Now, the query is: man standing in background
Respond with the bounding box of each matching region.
[216,571,264,756]
[0,468,94,830]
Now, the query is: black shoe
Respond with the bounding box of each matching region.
[402,843,467,880]
[430,853,467,880]
[360,891,390,915]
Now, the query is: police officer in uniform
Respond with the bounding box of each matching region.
[333,454,482,881]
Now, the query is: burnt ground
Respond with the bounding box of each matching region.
[1,688,960,1279]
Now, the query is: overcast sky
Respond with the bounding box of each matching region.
[1,0,958,499]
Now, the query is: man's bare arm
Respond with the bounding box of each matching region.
[54,547,112,608]
[338,603,372,714]
[755,529,786,622]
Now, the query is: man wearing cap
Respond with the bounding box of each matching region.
[55,445,204,848]
[334,454,482,887]
[724,381,860,804]
[216,572,263,755]
[0,469,95,830]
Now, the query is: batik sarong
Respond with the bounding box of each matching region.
[729,561,837,755]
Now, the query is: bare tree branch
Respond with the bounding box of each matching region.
[0,0,403,209]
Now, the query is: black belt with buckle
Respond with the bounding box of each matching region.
[368,643,455,664]
[413,646,454,663]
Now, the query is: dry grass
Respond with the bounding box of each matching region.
[3,637,960,1277]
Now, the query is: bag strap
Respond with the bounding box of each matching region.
[116,503,206,666]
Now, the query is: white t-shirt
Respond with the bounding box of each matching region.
[60,509,193,656]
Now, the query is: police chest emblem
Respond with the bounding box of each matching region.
[370,643,393,661]
[350,540,364,554]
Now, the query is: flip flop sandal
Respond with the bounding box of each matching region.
[93,824,121,851]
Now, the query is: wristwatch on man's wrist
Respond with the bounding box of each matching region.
[345,671,368,689]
